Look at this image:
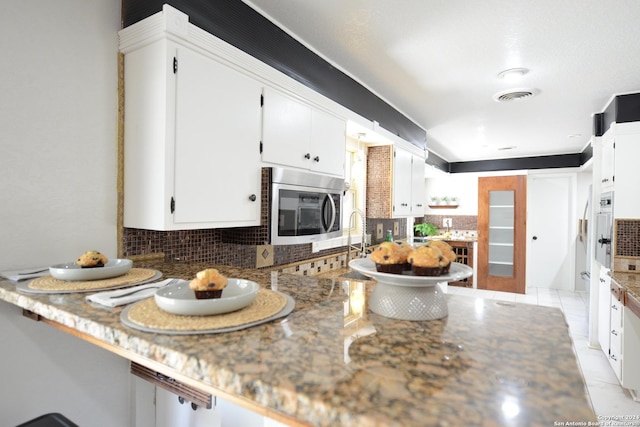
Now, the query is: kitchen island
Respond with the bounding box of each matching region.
[0,261,595,426]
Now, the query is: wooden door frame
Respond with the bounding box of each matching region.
[477,175,527,294]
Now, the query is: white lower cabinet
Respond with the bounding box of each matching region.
[598,267,611,353]
[609,297,623,379]
[600,273,640,393]
[122,36,263,231]
[620,306,640,391]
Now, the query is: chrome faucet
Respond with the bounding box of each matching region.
[346,209,367,265]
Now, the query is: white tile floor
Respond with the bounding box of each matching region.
[444,284,640,418]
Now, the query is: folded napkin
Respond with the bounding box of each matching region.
[1,267,50,281]
[86,278,178,307]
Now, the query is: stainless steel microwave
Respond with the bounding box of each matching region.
[270,167,343,245]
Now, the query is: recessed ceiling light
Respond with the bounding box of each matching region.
[497,68,529,82]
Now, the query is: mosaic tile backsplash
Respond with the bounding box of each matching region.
[616,219,640,257]
[614,219,640,272]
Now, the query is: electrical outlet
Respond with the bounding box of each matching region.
[376,223,383,240]
[393,222,399,236]
[443,218,452,228]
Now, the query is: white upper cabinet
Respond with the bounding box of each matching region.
[600,131,615,190]
[262,88,346,177]
[612,132,640,218]
[173,47,263,226]
[122,39,262,230]
[601,122,640,218]
[411,155,426,215]
[392,146,426,218]
[393,147,413,217]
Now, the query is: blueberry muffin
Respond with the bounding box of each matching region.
[370,241,407,274]
[426,240,457,274]
[189,269,228,299]
[394,241,414,270]
[407,245,444,276]
[76,250,109,268]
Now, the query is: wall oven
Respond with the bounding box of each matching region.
[594,191,614,268]
[270,167,343,245]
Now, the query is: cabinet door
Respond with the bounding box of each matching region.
[477,175,527,293]
[601,132,615,189]
[411,155,426,215]
[310,109,346,177]
[123,40,173,230]
[613,134,640,218]
[622,306,640,390]
[392,147,413,217]
[598,269,612,356]
[609,298,623,380]
[262,88,312,170]
[173,47,262,225]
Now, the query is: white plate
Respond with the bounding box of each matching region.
[17,270,162,295]
[121,292,295,335]
[349,258,472,287]
[154,279,259,316]
[49,259,133,281]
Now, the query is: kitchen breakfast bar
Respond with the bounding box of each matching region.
[0,260,596,426]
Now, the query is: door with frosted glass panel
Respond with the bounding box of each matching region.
[477,176,526,294]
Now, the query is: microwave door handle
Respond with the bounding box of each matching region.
[322,194,336,232]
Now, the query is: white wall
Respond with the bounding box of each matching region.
[425,169,529,216]
[0,1,130,425]
[575,168,593,290]
[425,171,479,216]
[426,167,593,290]
[1,0,119,267]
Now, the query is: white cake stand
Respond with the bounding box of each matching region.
[349,258,473,321]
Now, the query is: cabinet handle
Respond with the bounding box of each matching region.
[611,329,618,336]
[313,156,320,162]
[248,194,257,202]
[610,354,618,361]
[304,153,311,159]
[612,304,618,310]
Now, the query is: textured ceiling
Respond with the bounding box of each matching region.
[242,0,640,162]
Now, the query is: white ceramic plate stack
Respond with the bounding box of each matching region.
[349,258,473,321]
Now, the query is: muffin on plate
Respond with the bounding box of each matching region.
[76,250,108,268]
[394,241,415,270]
[189,268,228,299]
[407,245,444,276]
[426,240,457,274]
[370,241,407,274]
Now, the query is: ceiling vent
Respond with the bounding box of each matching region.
[493,88,537,102]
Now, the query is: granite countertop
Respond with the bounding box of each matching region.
[612,271,640,302]
[611,271,640,320]
[0,261,595,426]
[410,236,477,244]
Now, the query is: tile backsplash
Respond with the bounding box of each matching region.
[614,219,640,272]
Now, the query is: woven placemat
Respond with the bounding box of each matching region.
[126,289,287,331]
[28,268,158,291]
